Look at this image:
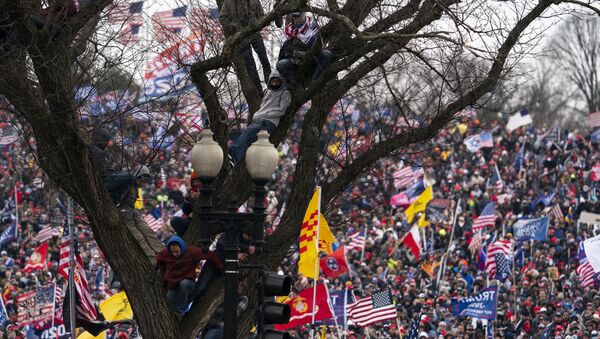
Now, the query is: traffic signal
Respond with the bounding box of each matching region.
[257,271,291,339]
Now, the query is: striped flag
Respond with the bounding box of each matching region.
[108,1,144,25]
[472,203,496,233]
[59,226,97,321]
[144,213,163,232]
[346,289,396,327]
[152,6,188,42]
[577,242,599,287]
[485,240,512,278]
[346,230,366,251]
[393,165,424,189]
[587,112,600,128]
[34,223,61,243]
[489,164,503,191]
[469,231,483,256]
[546,204,564,221]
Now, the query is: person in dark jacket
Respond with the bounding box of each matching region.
[156,236,222,315]
[276,12,333,87]
[219,0,271,92]
[229,70,291,163]
[170,173,200,236]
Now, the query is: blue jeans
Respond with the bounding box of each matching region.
[230,119,277,163]
[167,279,195,313]
[203,328,223,339]
[276,49,334,85]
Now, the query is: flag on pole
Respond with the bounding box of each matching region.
[34,223,61,243]
[514,145,525,172]
[320,289,354,326]
[472,203,496,233]
[320,246,349,278]
[59,226,97,321]
[506,108,533,132]
[274,284,334,331]
[489,164,503,191]
[587,112,600,128]
[494,252,512,281]
[0,218,17,249]
[298,188,335,279]
[346,289,396,327]
[393,165,424,189]
[24,242,49,272]
[144,213,163,232]
[546,204,564,221]
[346,230,366,251]
[512,217,549,241]
[404,185,432,223]
[402,225,422,260]
[464,132,493,152]
[0,288,7,327]
[152,6,188,41]
[451,286,498,320]
[108,1,144,24]
[469,231,483,256]
[485,240,512,278]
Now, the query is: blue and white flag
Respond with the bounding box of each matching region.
[0,219,17,249]
[464,132,493,152]
[506,108,533,132]
[452,286,498,320]
[0,289,7,327]
[513,217,549,241]
[494,253,512,281]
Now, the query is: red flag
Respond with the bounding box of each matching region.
[402,225,421,260]
[24,242,48,272]
[320,246,349,278]
[274,284,334,331]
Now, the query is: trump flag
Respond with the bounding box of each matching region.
[513,217,549,241]
[320,246,349,278]
[274,283,334,331]
[452,286,498,320]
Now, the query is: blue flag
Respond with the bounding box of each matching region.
[0,289,7,327]
[452,286,498,320]
[477,246,487,271]
[514,243,524,269]
[407,315,420,339]
[514,145,525,171]
[405,179,425,199]
[320,289,354,326]
[513,217,549,241]
[592,129,600,143]
[530,192,556,209]
[494,253,512,282]
[0,219,17,249]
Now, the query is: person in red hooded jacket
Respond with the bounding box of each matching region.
[156,235,222,316]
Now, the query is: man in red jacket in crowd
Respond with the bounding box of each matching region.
[156,235,223,317]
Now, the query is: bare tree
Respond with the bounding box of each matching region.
[548,16,600,114]
[0,0,597,338]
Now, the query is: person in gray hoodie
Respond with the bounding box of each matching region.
[229,70,291,163]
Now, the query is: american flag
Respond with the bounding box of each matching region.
[489,164,503,191]
[117,23,143,44]
[393,165,424,189]
[472,203,496,233]
[17,284,56,325]
[59,226,97,321]
[144,213,163,232]
[108,1,144,25]
[485,240,512,278]
[577,242,599,287]
[152,6,188,42]
[346,230,366,251]
[407,315,421,339]
[469,231,483,256]
[189,7,223,40]
[587,112,600,128]
[546,204,564,221]
[34,224,61,243]
[346,289,396,327]
[494,253,512,281]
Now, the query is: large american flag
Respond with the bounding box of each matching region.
[346,230,366,251]
[485,240,512,278]
[346,289,396,326]
[34,223,61,243]
[144,213,163,232]
[59,227,97,321]
[469,231,483,256]
[108,1,144,25]
[152,6,188,42]
[393,165,424,189]
[472,202,496,233]
[577,242,599,287]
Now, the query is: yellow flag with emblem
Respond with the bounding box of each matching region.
[99,291,133,321]
[405,185,432,223]
[298,187,335,279]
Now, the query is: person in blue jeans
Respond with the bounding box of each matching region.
[229,70,291,164]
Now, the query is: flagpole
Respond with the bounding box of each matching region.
[14,184,18,239]
[51,283,56,333]
[311,187,323,337]
[442,198,461,280]
[359,223,367,262]
[67,197,76,339]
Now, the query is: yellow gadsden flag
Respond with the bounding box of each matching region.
[99,291,133,321]
[405,185,433,223]
[298,187,335,279]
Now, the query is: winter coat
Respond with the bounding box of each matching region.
[219,0,264,33]
[157,236,223,289]
[252,71,291,126]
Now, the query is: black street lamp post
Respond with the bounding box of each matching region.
[191,129,278,338]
